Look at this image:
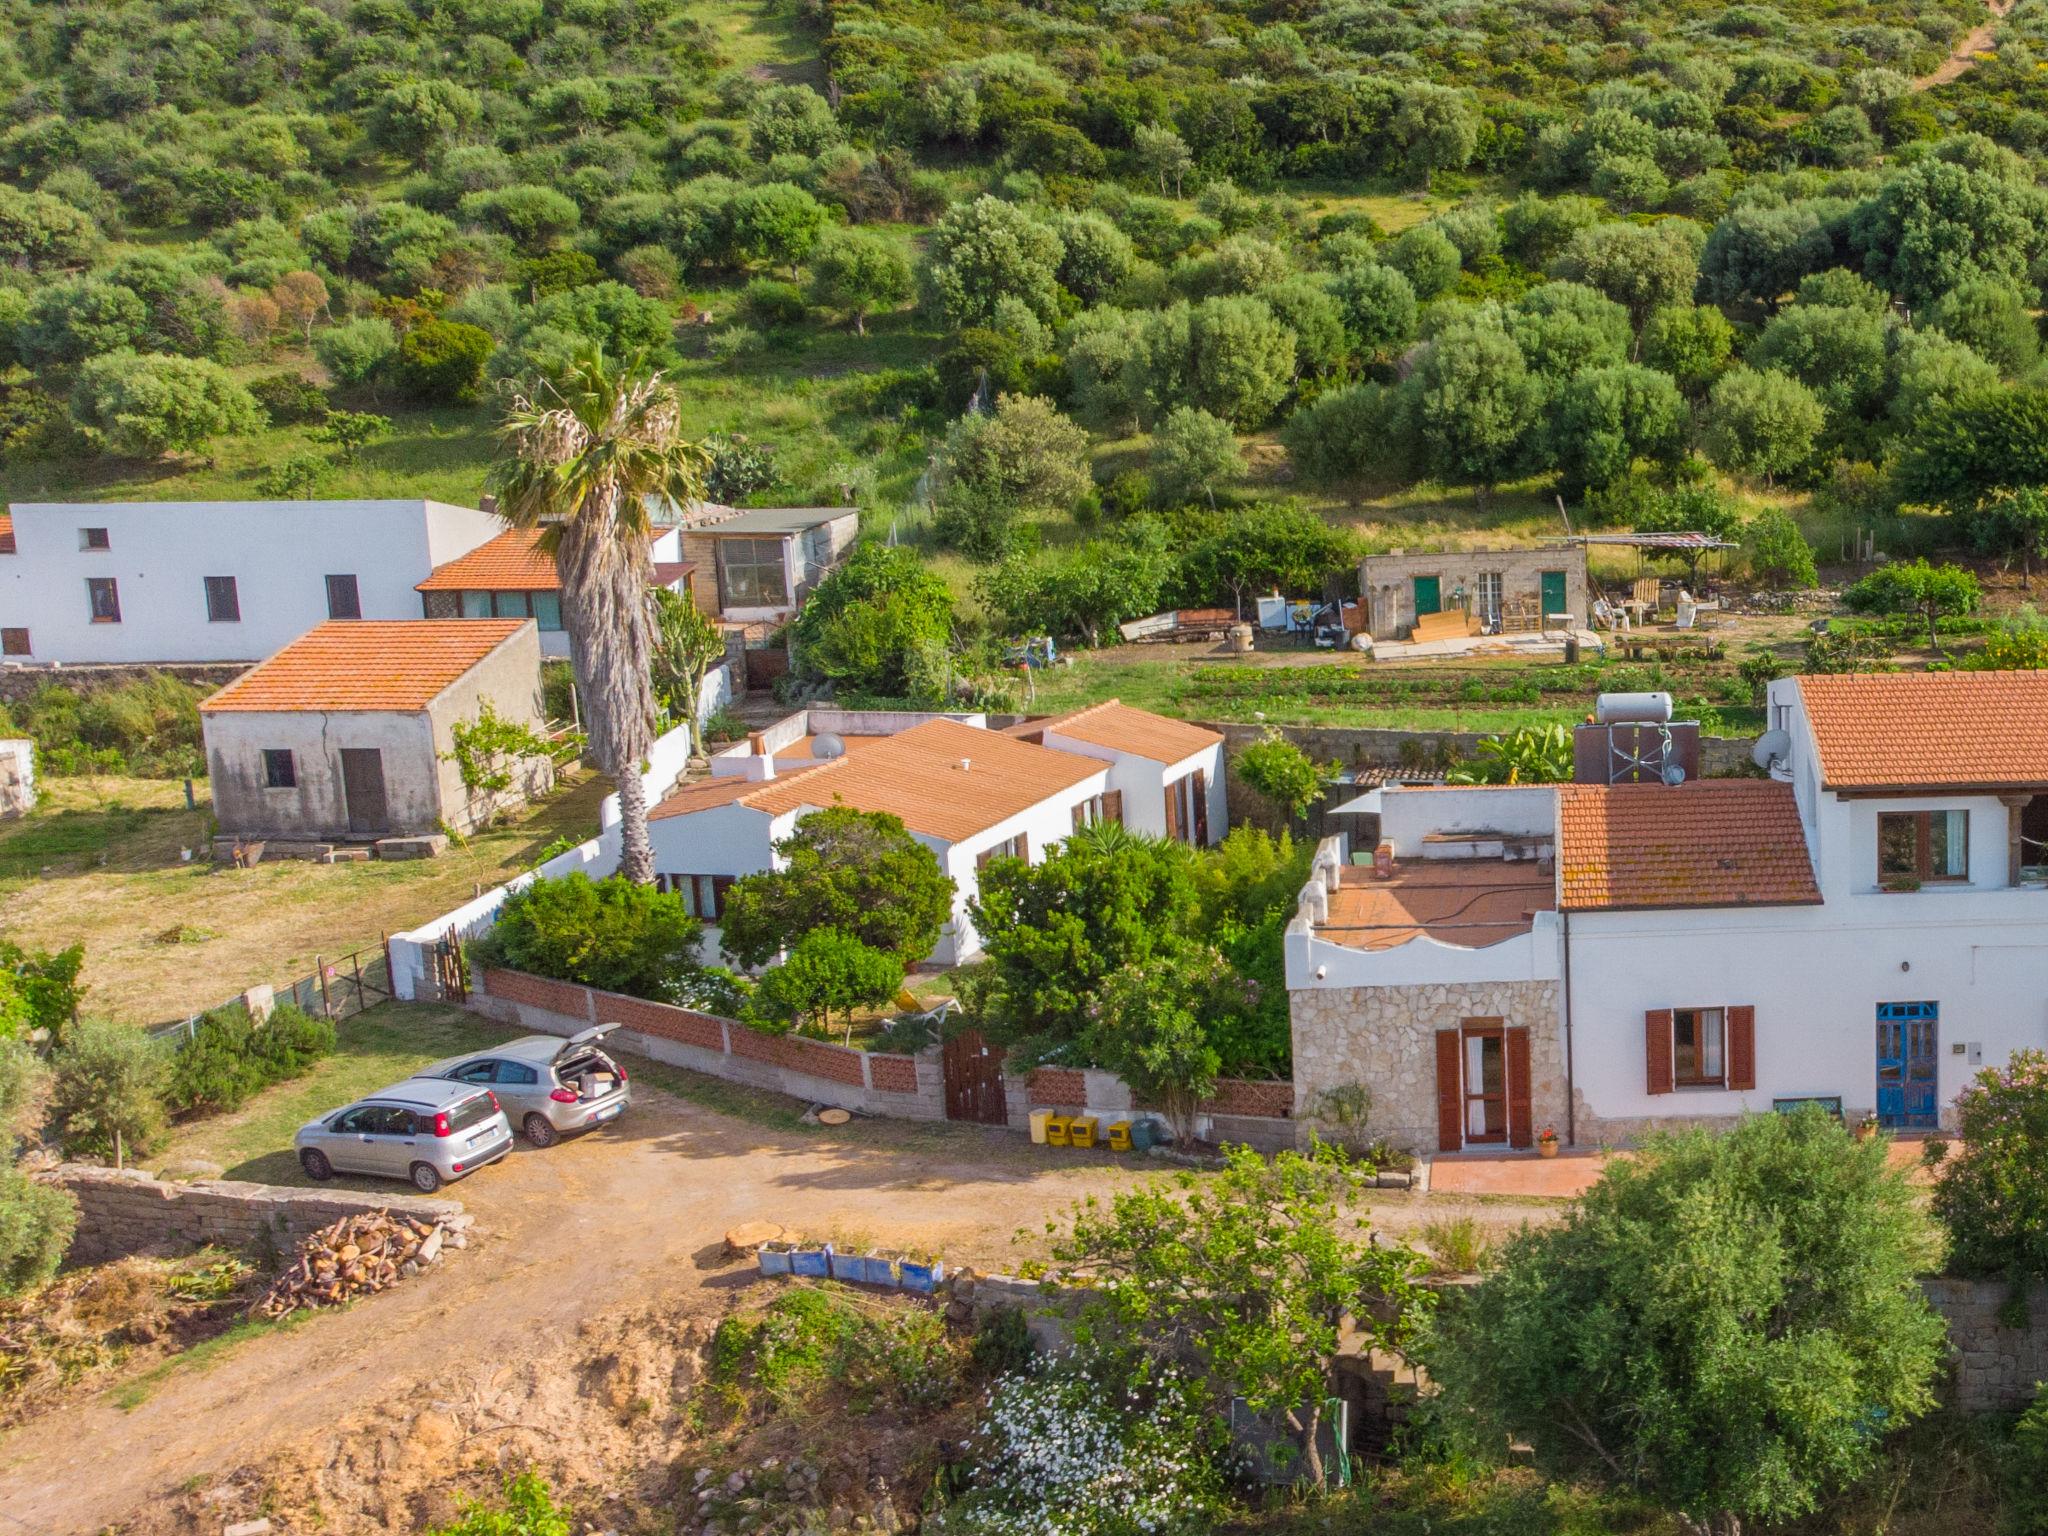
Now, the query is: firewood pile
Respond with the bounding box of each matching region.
[254,1212,451,1317]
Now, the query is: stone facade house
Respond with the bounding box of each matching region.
[1358,546,1589,641]
[1289,670,2048,1152]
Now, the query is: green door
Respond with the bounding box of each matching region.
[1540,569,1568,617]
[1412,576,1441,617]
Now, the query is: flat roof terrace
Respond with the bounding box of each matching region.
[1319,860,1556,951]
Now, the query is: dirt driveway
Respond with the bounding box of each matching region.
[0,1077,1560,1535]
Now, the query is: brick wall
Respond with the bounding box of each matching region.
[470,969,939,1118]
[481,968,593,1022]
[1027,1068,1088,1107]
[53,1165,465,1265]
[1206,1079,1295,1119]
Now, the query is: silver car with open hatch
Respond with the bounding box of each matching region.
[295,1076,513,1193]
[416,1024,632,1147]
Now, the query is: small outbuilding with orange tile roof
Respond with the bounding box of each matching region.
[201,619,553,847]
[1005,699,1226,845]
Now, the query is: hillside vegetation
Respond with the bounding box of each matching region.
[3,0,2048,652]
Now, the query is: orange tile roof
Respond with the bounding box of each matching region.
[1799,672,2048,790]
[0,512,13,553]
[1557,781,1820,911]
[416,528,559,592]
[200,621,528,713]
[1321,860,1554,950]
[1031,699,1223,763]
[652,718,1105,842]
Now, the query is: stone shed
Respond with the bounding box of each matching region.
[201,618,551,846]
[1359,547,1589,641]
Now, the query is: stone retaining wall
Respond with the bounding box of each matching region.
[1924,1277,2048,1413]
[52,1164,466,1266]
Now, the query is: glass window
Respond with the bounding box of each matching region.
[461,590,494,619]
[1878,810,1969,884]
[0,628,28,657]
[656,873,731,919]
[498,1061,539,1085]
[447,1094,497,1132]
[1476,571,1504,623]
[1674,1008,1726,1086]
[79,527,109,551]
[531,591,563,631]
[325,573,361,620]
[262,749,296,789]
[1931,809,1968,879]
[452,1060,497,1083]
[86,576,120,623]
[718,537,788,607]
[204,575,240,623]
[332,1107,374,1133]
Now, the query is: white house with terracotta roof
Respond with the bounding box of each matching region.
[0,499,504,665]
[1005,700,1227,845]
[647,704,1226,965]
[1287,670,2048,1154]
[200,619,551,848]
[414,525,699,659]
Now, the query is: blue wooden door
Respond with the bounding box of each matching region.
[1876,1002,1939,1129]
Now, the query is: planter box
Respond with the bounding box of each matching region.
[897,1259,945,1295]
[757,1242,794,1277]
[790,1244,832,1278]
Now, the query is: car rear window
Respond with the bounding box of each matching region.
[447,1093,498,1133]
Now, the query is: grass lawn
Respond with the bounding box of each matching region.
[156,1004,523,1185]
[0,771,609,1024]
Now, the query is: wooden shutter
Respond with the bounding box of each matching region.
[1016,833,1029,864]
[976,847,993,871]
[1164,782,1182,842]
[1102,789,1123,824]
[1434,1030,1463,1152]
[1506,1028,1533,1148]
[1645,1009,1675,1095]
[1072,801,1088,832]
[710,876,735,919]
[1192,770,1210,845]
[1727,1005,1756,1091]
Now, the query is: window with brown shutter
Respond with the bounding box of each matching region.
[1192,769,1210,845]
[1164,781,1182,842]
[1434,1030,1463,1152]
[1646,1008,1675,1095]
[1727,1005,1756,1091]
[1102,789,1123,824]
[1505,1028,1533,1148]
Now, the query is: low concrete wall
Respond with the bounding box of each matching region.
[52,1165,465,1266]
[1014,1066,1295,1151]
[470,968,946,1120]
[1924,1277,2048,1413]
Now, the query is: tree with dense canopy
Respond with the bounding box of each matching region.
[490,347,710,885]
[720,808,955,970]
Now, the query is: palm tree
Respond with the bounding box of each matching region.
[490,347,709,884]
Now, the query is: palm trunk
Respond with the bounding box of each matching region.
[615,765,653,884]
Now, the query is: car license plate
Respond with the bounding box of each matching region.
[594,1102,622,1123]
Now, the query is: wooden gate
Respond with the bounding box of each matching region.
[942,1029,1008,1124]
[426,928,468,1003]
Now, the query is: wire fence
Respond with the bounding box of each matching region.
[147,944,393,1046]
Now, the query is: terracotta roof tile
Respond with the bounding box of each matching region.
[1799,671,2048,789]
[0,512,13,553]
[416,528,559,592]
[652,718,1105,842]
[1557,780,1820,911]
[1032,699,1223,763]
[200,620,528,713]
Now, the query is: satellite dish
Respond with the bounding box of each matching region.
[1661,763,1688,787]
[1751,728,1791,775]
[812,732,847,760]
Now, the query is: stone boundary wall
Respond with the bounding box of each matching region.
[474,970,1296,1145]
[1923,1277,2048,1413]
[52,1164,465,1266]
[0,662,248,704]
[471,969,946,1120]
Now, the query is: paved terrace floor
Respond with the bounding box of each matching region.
[1428,1134,1938,1199]
[1322,858,1557,950]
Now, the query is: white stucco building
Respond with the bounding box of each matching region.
[1287,670,2048,1152]
[646,703,1227,965]
[0,500,504,665]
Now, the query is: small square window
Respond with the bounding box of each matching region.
[325,573,361,620]
[86,576,120,623]
[1673,1008,1726,1087]
[263,749,297,788]
[204,575,240,623]
[0,628,28,657]
[79,527,109,551]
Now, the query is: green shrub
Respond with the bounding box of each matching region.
[394,318,494,404]
[1934,1050,2048,1291]
[165,1001,336,1117]
[741,277,806,327]
[246,371,330,424]
[478,872,701,1001]
[0,1163,74,1296]
[2008,1382,2048,1536]
[429,1470,570,1536]
[48,1018,169,1161]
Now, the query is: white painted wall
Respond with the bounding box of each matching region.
[1038,732,1227,845]
[1,500,501,664]
[1377,786,1556,855]
[935,770,1111,962]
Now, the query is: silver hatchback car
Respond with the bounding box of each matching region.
[417,1024,632,1148]
[296,1077,514,1193]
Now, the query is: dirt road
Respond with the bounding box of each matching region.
[1917,0,2016,89]
[0,1083,1555,1534]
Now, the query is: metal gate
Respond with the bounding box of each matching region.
[1877,1001,1939,1129]
[942,1029,1008,1124]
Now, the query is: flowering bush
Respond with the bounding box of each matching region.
[1933,1049,2048,1285]
[938,1361,1223,1536]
